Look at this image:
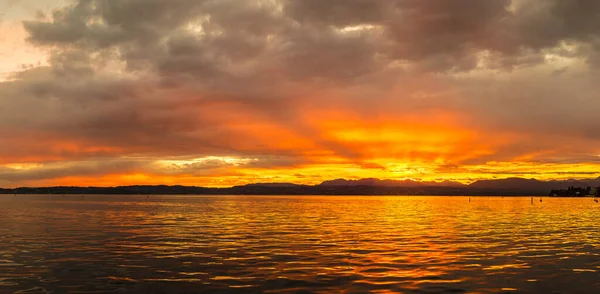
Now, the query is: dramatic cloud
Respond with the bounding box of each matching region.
[1,0,600,187]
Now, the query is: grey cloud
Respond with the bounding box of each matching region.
[24,0,207,48]
[550,67,569,76]
[456,72,600,139]
[49,50,96,77]
[385,0,511,68]
[283,0,385,27]
[21,0,600,76]
[515,0,600,48]
[278,28,380,82]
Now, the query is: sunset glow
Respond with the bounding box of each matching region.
[2,0,600,188]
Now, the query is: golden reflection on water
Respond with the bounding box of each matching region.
[0,195,599,293]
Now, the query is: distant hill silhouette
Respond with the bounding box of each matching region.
[1,177,599,196]
[321,178,464,187]
[468,178,548,191]
[469,177,600,191]
[235,183,306,188]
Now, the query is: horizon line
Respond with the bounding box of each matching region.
[3,176,600,190]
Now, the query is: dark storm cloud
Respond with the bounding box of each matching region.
[20,0,600,73]
[383,0,512,71]
[514,0,600,47]
[24,0,208,47]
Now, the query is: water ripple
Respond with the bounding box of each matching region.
[1,195,599,293]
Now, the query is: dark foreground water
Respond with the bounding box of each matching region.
[1,195,599,294]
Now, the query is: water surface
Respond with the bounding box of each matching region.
[1,195,599,293]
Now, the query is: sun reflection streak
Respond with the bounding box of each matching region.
[2,196,600,293]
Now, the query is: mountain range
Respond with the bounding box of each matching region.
[2,177,599,196]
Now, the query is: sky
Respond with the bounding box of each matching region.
[1,0,600,188]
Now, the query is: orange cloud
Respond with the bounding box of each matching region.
[3,0,600,188]
[3,90,600,188]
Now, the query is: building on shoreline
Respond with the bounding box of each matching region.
[550,186,600,197]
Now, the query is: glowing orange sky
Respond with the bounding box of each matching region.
[1,0,600,187]
[4,104,599,188]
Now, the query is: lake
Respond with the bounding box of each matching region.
[1,195,599,293]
